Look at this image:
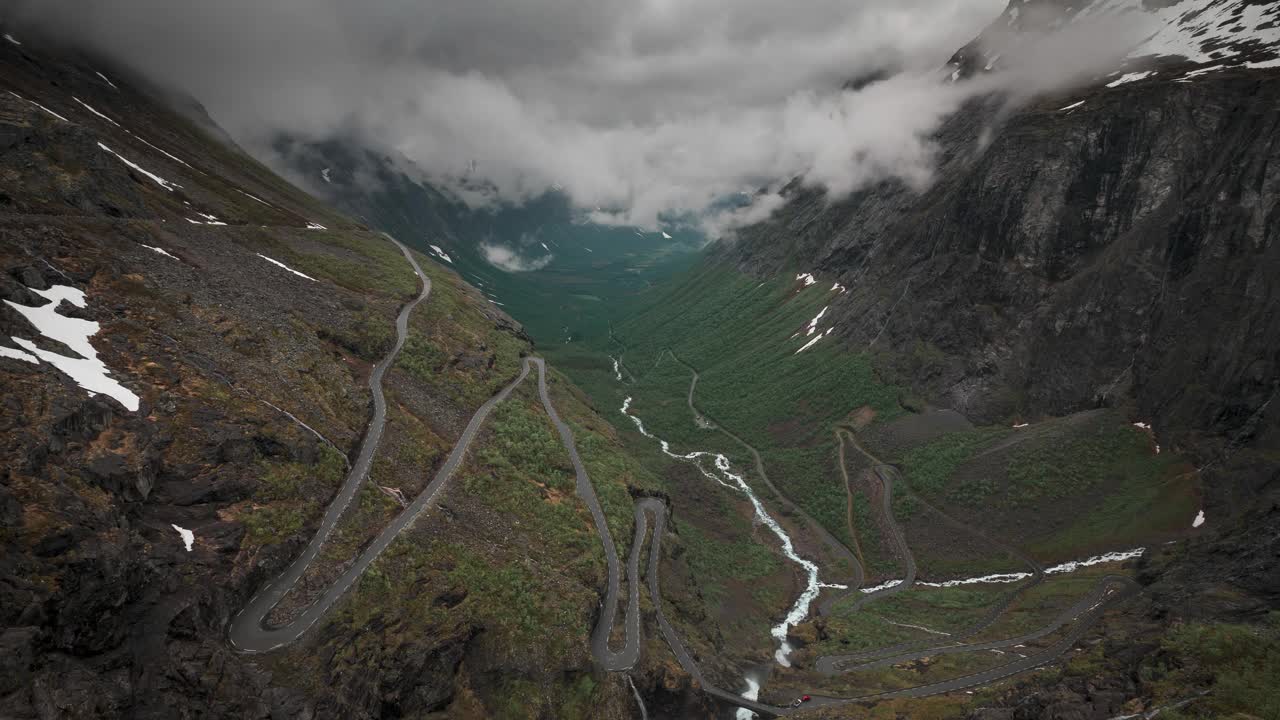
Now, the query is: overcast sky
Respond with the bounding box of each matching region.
[5,0,1142,232]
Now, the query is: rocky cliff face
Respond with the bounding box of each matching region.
[719,1,1279,713]
[724,4,1278,518]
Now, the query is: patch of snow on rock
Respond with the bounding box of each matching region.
[304,222,327,231]
[10,92,69,122]
[1058,100,1086,112]
[5,284,141,411]
[140,244,178,260]
[0,344,38,363]
[795,272,817,287]
[662,231,673,239]
[73,97,120,126]
[171,524,195,552]
[237,189,270,206]
[130,134,193,168]
[1192,510,1205,528]
[429,244,454,263]
[4,33,20,45]
[98,143,180,191]
[1106,70,1156,87]
[256,253,317,282]
[804,306,828,336]
[321,168,332,183]
[96,71,118,89]
[794,334,825,355]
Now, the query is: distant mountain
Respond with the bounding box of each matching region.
[949,0,1280,80]
[268,135,701,346]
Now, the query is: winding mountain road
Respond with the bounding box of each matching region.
[228,244,1143,717]
[820,431,1046,670]
[229,236,432,652]
[613,336,1141,716]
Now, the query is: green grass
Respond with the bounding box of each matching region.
[395,258,530,405]
[895,428,1010,511]
[1155,614,1280,719]
[466,392,599,572]
[596,264,905,547]
[242,445,346,546]
[814,609,925,656]
[873,585,1008,635]
[679,522,783,606]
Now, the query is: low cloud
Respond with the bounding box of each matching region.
[480,242,554,273]
[4,0,1152,237]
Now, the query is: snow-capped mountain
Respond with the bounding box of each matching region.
[950,0,1280,83]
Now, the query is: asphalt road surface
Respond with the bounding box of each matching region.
[229,236,433,652]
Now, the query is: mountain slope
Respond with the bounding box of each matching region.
[0,30,719,720]
[685,1,1280,715]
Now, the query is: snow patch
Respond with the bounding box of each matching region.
[1106,70,1156,87]
[831,282,846,293]
[4,284,140,411]
[1192,510,1205,528]
[130,134,193,168]
[795,272,816,287]
[98,142,180,191]
[95,71,118,90]
[1013,422,1030,428]
[429,244,454,263]
[4,33,20,46]
[304,222,327,231]
[794,334,825,355]
[0,344,38,363]
[662,231,673,239]
[186,211,227,226]
[804,306,828,336]
[10,92,69,123]
[171,524,195,552]
[140,244,178,260]
[256,253,317,282]
[73,97,120,127]
[321,167,332,183]
[237,189,271,206]
[1058,100,1086,112]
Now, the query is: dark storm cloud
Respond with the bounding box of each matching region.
[3,0,1146,232]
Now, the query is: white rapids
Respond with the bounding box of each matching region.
[621,396,844,666]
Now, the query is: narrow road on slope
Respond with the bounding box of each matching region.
[229,236,432,652]
[815,463,916,617]
[804,577,1140,709]
[534,357,642,670]
[816,430,1045,668]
